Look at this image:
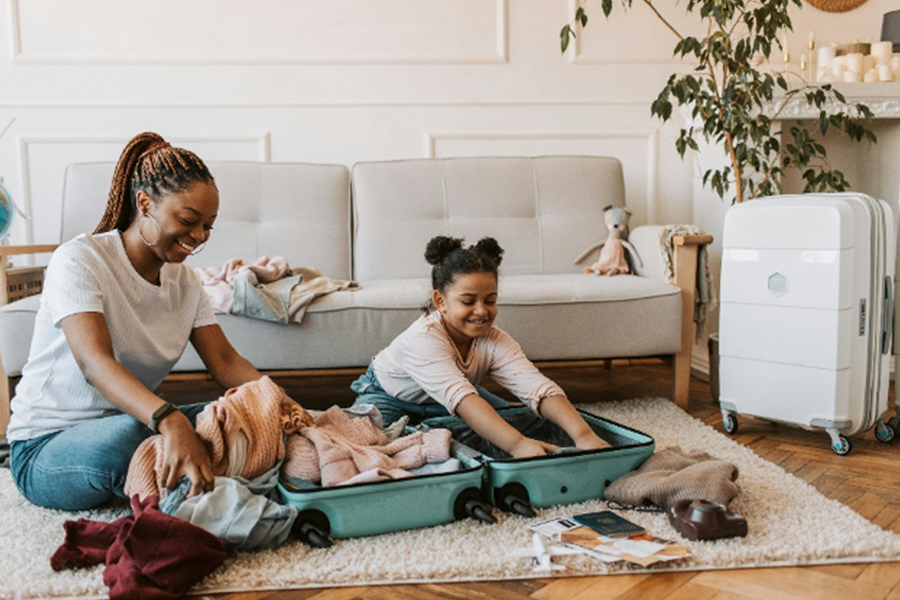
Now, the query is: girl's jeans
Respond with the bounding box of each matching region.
[10,403,207,511]
[350,364,515,427]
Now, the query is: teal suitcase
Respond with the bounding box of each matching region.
[277,438,493,547]
[422,407,655,516]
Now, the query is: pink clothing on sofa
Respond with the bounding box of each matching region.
[372,311,564,415]
[195,256,290,312]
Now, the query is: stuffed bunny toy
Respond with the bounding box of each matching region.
[573,205,643,276]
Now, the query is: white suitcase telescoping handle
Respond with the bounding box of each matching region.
[883,276,894,355]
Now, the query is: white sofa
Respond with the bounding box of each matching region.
[0,156,708,437]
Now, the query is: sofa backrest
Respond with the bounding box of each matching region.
[351,156,625,280]
[61,161,352,279]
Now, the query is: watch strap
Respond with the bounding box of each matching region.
[149,401,178,433]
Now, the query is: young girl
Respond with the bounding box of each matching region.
[352,236,609,458]
[8,132,263,510]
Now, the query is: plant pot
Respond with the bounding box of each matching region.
[708,332,719,404]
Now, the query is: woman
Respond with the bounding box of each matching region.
[8,132,262,510]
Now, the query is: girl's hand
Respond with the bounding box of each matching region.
[574,431,611,451]
[509,436,560,458]
[157,411,215,497]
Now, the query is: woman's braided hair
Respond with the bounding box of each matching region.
[94,132,216,234]
[425,235,504,294]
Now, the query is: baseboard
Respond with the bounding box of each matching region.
[691,349,710,382]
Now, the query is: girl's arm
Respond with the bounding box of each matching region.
[190,324,262,389]
[487,333,609,450]
[61,312,214,497]
[456,393,558,458]
[537,395,610,450]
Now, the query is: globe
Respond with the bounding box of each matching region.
[0,181,12,242]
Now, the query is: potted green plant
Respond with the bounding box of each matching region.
[561,0,876,401]
[561,0,875,205]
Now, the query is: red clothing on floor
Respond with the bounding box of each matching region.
[51,495,228,600]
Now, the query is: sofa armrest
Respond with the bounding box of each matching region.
[629,225,713,410]
[628,225,668,283]
[0,244,57,305]
[0,244,56,441]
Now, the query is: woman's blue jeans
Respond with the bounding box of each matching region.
[10,403,207,511]
[350,364,516,427]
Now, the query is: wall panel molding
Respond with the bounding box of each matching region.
[564,0,683,66]
[9,0,508,65]
[425,130,660,223]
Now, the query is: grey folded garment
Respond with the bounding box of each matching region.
[605,446,740,509]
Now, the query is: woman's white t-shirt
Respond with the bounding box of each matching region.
[7,231,217,441]
[372,310,564,415]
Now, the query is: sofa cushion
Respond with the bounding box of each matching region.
[351,156,626,280]
[0,275,680,376]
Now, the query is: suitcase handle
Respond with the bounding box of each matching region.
[883,276,893,355]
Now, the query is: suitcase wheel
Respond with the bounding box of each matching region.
[494,483,536,518]
[723,413,738,435]
[830,435,852,456]
[888,415,900,431]
[875,421,895,444]
[454,488,497,525]
[292,510,333,549]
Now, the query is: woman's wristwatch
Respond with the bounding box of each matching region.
[149,401,178,433]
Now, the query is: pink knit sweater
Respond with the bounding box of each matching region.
[281,406,452,487]
[124,376,312,500]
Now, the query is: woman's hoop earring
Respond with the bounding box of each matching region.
[138,212,161,247]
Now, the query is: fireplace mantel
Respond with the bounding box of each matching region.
[774,83,900,119]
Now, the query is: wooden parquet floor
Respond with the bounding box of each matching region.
[156,360,900,600]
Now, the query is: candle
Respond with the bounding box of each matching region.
[801,53,808,71]
[872,41,893,64]
[808,31,815,49]
[878,64,893,81]
[843,70,862,83]
[864,54,877,72]
[818,46,835,67]
[847,52,864,74]
[832,62,845,78]
[782,29,790,64]
[864,69,878,83]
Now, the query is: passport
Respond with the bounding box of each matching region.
[572,510,646,538]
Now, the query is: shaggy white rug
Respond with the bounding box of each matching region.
[3,397,900,599]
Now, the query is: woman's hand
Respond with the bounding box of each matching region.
[157,411,215,497]
[509,436,559,458]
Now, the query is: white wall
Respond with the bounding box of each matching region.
[0,0,897,367]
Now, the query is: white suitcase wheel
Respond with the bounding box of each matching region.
[723,413,738,435]
[875,421,895,443]
[831,435,852,456]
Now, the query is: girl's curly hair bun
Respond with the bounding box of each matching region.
[424,236,464,266]
[473,237,504,264]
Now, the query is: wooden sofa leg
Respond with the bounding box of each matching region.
[671,234,712,410]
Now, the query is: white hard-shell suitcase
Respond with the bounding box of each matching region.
[719,193,896,455]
